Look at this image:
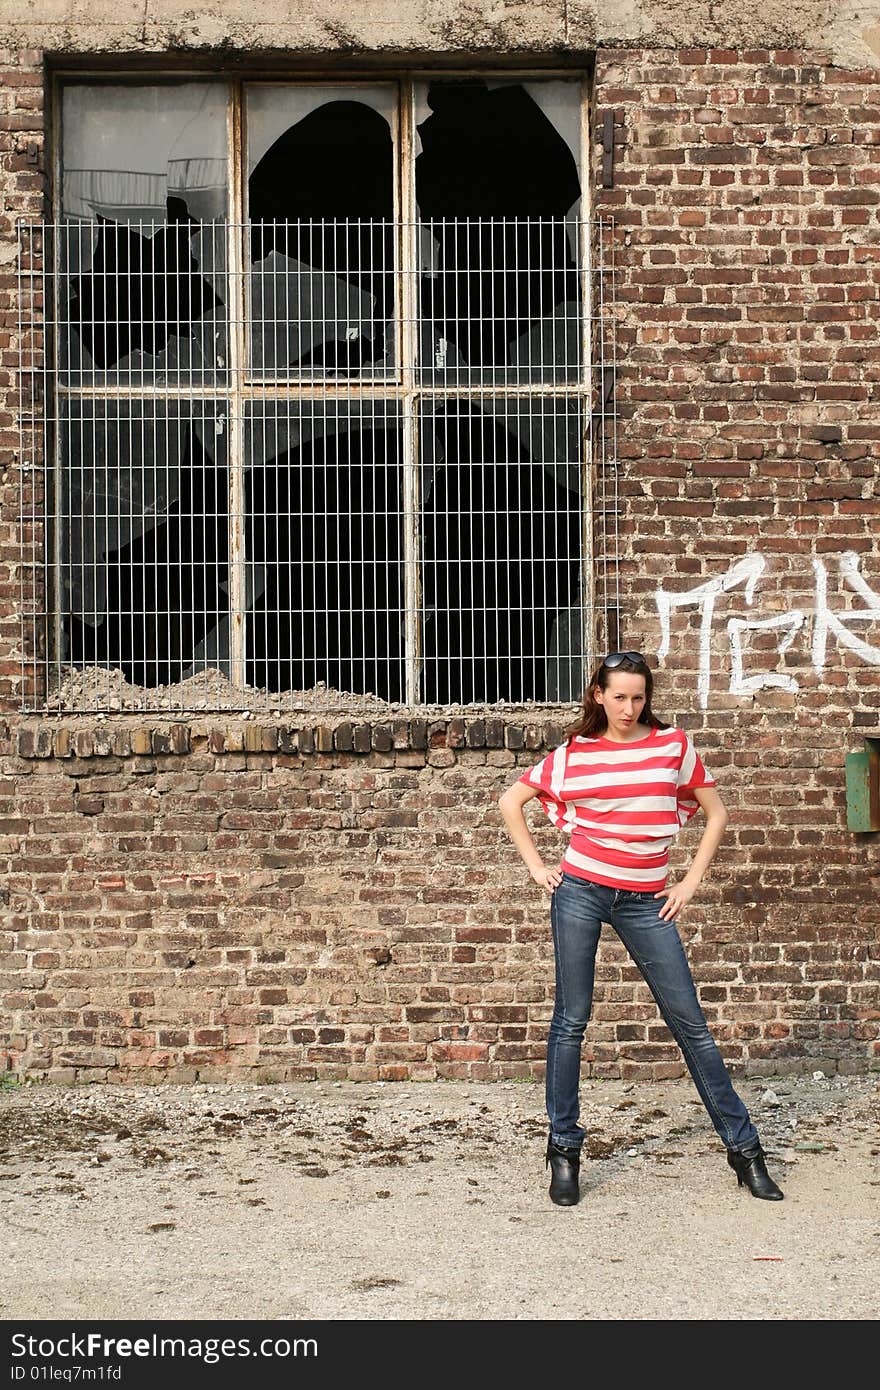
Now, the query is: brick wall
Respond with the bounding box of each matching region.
[0,44,878,1083]
[0,47,44,705]
[589,44,880,1070]
[3,715,585,1083]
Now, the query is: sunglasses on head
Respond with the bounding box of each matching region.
[602,650,646,669]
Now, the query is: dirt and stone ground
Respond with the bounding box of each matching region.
[1,1072,877,1321]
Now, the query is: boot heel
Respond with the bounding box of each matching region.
[727,1141,784,1200]
[545,1135,581,1206]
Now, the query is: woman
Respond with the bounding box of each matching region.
[497,651,783,1207]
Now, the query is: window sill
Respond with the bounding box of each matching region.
[5,715,574,760]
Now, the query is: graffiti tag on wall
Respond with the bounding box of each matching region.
[655,551,880,708]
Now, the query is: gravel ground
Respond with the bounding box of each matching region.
[1,1073,877,1321]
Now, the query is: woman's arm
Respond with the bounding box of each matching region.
[655,784,729,921]
[497,782,562,897]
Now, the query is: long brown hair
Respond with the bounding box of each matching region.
[563,654,671,741]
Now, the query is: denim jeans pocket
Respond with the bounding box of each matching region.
[561,871,598,888]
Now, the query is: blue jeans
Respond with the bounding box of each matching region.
[547,872,759,1154]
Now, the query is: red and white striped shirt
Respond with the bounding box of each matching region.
[517,725,716,892]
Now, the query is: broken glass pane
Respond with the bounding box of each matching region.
[246,85,396,379]
[60,398,230,687]
[59,83,229,387]
[244,399,404,699]
[414,78,582,385]
[420,398,585,704]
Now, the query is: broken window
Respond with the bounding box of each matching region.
[59,84,229,387]
[420,398,584,704]
[32,73,595,708]
[414,79,582,384]
[246,84,397,378]
[245,399,404,700]
[60,398,229,686]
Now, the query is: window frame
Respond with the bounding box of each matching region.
[46,67,596,709]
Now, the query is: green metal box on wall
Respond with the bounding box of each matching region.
[846,737,880,832]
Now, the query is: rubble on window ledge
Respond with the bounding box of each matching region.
[41,665,404,715]
[22,664,580,722]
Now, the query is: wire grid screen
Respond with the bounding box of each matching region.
[16,217,618,712]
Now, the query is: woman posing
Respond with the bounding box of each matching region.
[497,651,783,1207]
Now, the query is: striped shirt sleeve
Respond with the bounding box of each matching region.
[516,744,574,833]
[517,752,552,789]
[676,732,716,826]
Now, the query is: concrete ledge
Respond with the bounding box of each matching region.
[1,3,879,71]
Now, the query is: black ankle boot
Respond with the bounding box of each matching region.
[545,1136,581,1206]
[727,1140,784,1200]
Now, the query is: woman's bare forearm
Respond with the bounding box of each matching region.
[656,807,729,919]
[682,811,728,886]
[497,795,545,874]
[498,793,563,897]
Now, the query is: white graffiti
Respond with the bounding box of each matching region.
[811,551,880,671]
[655,553,765,708]
[728,610,806,696]
[655,550,880,707]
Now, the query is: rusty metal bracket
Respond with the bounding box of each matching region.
[846,736,880,831]
[588,363,617,440]
[601,111,617,189]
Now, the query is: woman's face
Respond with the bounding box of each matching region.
[594,671,648,735]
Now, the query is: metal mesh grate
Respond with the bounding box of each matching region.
[16,216,618,712]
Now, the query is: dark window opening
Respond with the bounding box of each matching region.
[42,73,593,708]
